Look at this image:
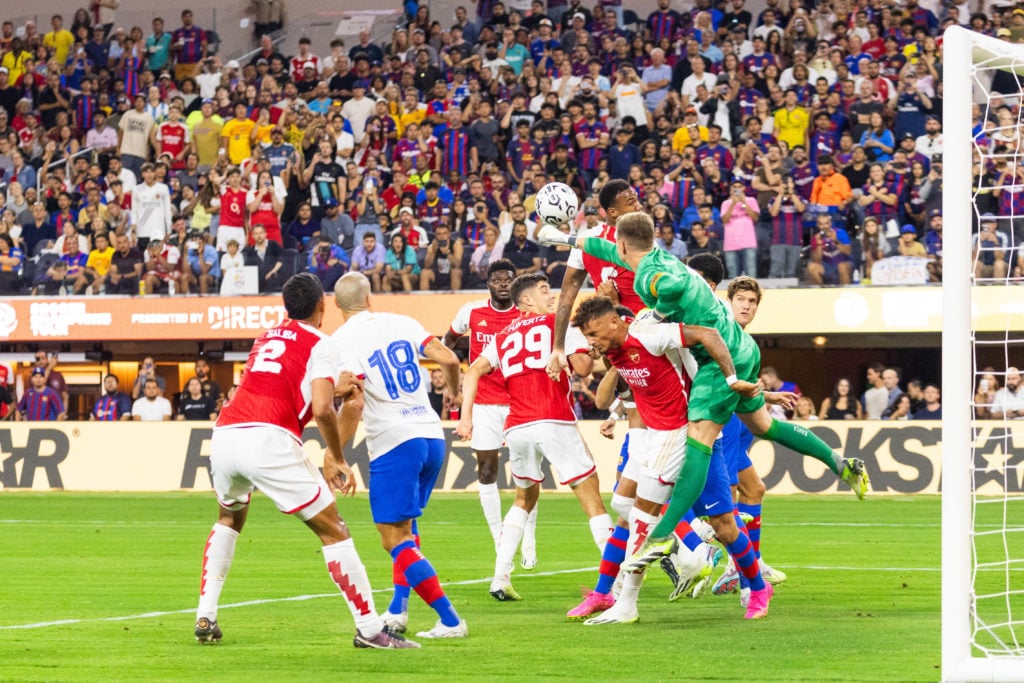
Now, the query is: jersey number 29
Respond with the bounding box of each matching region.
[499,326,551,377]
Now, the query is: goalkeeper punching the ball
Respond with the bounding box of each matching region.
[538,181,869,571]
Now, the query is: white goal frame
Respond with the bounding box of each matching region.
[942,25,1024,683]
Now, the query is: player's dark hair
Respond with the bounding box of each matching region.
[727,275,762,304]
[572,295,618,329]
[687,252,725,288]
[615,212,655,250]
[282,272,324,321]
[487,258,517,280]
[510,272,548,305]
[614,305,633,318]
[599,178,632,211]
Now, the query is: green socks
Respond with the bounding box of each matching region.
[650,437,712,540]
[763,419,842,475]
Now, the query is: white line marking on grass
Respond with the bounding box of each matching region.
[0,566,600,631]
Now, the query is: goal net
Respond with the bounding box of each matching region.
[942,26,1024,683]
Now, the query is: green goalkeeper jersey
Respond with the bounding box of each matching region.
[581,238,748,367]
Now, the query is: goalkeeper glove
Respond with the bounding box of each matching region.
[536,224,578,247]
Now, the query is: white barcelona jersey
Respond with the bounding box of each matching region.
[332,311,443,458]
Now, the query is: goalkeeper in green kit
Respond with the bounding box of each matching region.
[538,184,869,571]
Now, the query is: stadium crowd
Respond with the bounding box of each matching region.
[5,0,1010,297]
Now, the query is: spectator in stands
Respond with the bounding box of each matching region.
[897,224,928,259]
[420,224,463,292]
[307,234,348,290]
[685,221,723,262]
[884,393,913,421]
[382,231,419,293]
[90,374,133,421]
[390,206,429,251]
[118,94,155,180]
[991,367,1024,420]
[177,376,218,420]
[862,362,888,419]
[21,202,56,256]
[285,202,321,251]
[142,238,182,295]
[468,225,504,288]
[504,222,541,276]
[171,10,208,82]
[0,233,22,294]
[768,175,804,278]
[656,223,688,261]
[973,214,1010,280]
[29,350,69,409]
[858,217,891,283]
[17,367,65,421]
[350,231,386,292]
[794,396,818,421]
[184,231,220,294]
[819,377,863,420]
[879,367,906,419]
[806,213,853,286]
[106,232,143,295]
[132,378,173,421]
[809,155,852,209]
[244,224,284,292]
[426,368,447,418]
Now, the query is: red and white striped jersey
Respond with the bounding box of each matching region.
[449,298,518,406]
[480,313,589,431]
[216,319,337,440]
[567,222,645,314]
[604,321,698,431]
[333,311,443,458]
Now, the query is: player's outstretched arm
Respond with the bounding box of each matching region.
[578,235,631,270]
[313,376,357,496]
[548,266,587,380]
[423,337,462,407]
[682,324,760,398]
[456,356,492,441]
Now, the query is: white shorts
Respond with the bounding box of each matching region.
[216,226,247,252]
[471,403,509,451]
[505,421,596,488]
[211,425,332,522]
[636,426,688,505]
[620,427,645,483]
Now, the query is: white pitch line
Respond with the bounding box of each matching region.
[0,566,599,631]
[0,563,958,632]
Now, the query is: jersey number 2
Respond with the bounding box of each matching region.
[368,340,421,399]
[500,326,551,377]
[251,339,286,374]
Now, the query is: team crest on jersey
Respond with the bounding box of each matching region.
[628,349,640,363]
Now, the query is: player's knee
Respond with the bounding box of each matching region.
[611,493,635,520]
[476,451,500,483]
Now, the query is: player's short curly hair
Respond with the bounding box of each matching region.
[687,253,725,289]
[571,295,618,330]
[282,272,324,320]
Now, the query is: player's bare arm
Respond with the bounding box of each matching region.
[422,337,461,409]
[334,370,363,400]
[547,266,587,380]
[312,376,357,496]
[593,367,622,411]
[456,356,492,441]
[682,324,760,398]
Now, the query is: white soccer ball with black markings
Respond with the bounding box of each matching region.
[535,182,579,226]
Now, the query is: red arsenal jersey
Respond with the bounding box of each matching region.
[480,313,589,430]
[220,187,247,228]
[567,222,645,314]
[604,321,697,431]
[155,122,190,169]
[449,299,519,405]
[216,319,338,440]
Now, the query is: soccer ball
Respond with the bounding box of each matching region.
[535,182,580,226]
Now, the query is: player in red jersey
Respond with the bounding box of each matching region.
[193,273,418,649]
[456,273,614,601]
[549,178,648,380]
[569,295,771,622]
[154,105,191,170]
[443,259,539,566]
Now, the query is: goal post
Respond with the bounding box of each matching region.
[942,25,1024,683]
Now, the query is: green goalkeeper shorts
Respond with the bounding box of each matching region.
[688,333,765,425]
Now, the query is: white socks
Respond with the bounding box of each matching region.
[196,523,239,621]
[588,513,615,553]
[478,482,503,550]
[522,503,538,559]
[492,505,528,589]
[322,538,380,638]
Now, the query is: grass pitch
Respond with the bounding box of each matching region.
[0,493,940,681]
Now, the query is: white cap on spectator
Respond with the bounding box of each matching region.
[399,207,414,216]
[573,12,586,22]
[226,60,240,70]
[303,61,316,70]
